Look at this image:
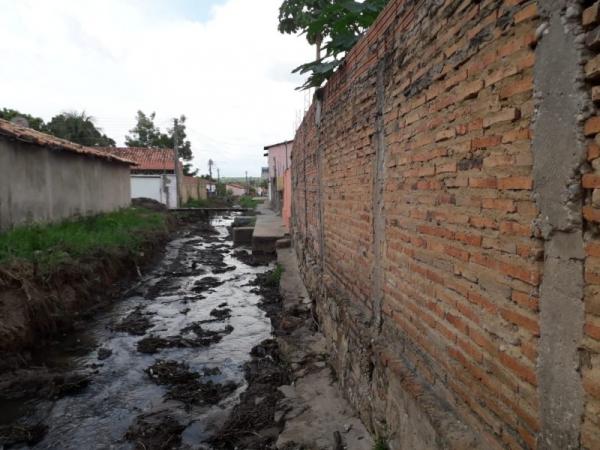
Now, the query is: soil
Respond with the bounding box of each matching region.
[0,423,48,447]
[0,369,91,401]
[0,210,171,371]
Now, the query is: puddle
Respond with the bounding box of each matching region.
[1,214,273,449]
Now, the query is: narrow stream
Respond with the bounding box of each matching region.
[5,214,273,449]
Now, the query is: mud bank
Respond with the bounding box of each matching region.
[0,213,175,371]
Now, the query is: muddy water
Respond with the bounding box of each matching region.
[6,215,273,449]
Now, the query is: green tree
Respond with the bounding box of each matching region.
[126,110,197,175]
[46,111,115,146]
[278,0,389,90]
[0,108,47,131]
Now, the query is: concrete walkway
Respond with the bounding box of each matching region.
[252,203,289,254]
[275,247,374,450]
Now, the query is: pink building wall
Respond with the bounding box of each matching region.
[282,168,292,230]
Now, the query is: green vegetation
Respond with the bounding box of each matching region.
[277,0,390,90]
[0,208,168,268]
[373,437,389,450]
[184,197,233,208]
[265,264,284,287]
[238,196,261,209]
[126,111,197,175]
[0,108,115,146]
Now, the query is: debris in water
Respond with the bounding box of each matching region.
[136,323,233,354]
[192,276,225,293]
[209,307,232,320]
[125,411,186,450]
[113,307,153,336]
[97,347,112,360]
[145,360,199,385]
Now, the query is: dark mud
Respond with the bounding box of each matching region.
[125,411,186,450]
[136,322,234,354]
[113,306,154,335]
[0,423,47,448]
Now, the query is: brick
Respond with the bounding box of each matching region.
[457,80,484,101]
[469,177,498,188]
[471,135,502,149]
[587,117,600,137]
[514,3,538,23]
[584,206,600,222]
[436,162,457,173]
[482,198,517,212]
[586,25,600,50]
[584,173,600,188]
[500,307,540,335]
[498,176,533,190]
[584,2,600,27]
[586,55,600,81]
[435,128,456,142]
[482,108,520,128]
[499,352,537,386]
[499,76,533,99]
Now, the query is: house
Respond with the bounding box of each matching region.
[263,140,292,227]
[0,118,133,231]
[98,147,182,209]
[263,140,292,213]
[226,183,247,197]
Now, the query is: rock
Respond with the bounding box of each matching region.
[97,348,112,360]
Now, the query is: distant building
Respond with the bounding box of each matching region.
[226,183,246,197]
[98,147,182,209]
[0,118,133,230]
[181,176,208,205]
[261,167,269,180]
[263,140,292,214]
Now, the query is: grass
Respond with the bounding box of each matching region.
[265,264,284,287]
[184,197,234,208]
[0,207,168,268]
[373,437,389,450]
[238,196,261,209]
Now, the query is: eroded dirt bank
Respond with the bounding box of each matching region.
[0,207,173,371]
[0,212,281,449]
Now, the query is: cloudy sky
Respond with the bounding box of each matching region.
[0,0,314,176]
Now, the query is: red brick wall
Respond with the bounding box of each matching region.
[289,1,579,448]
[582,2,600,447]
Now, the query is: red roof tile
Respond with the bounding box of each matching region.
[97,147,179,171]
[0,118,135,165]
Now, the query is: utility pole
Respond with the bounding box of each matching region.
[217,168,220,183]
[208,159,214,179]
[173,118,181,208]
[245,170,249,195]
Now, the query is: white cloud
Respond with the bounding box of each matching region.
[0,0,314,176]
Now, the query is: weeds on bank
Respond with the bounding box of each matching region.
[185,197,231,208]
[0,207,167,267]
[238,196,261,209]
[265,264,284,287]
[373,437,389,450]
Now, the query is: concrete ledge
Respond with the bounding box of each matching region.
[252,204,288,255]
